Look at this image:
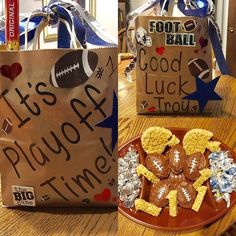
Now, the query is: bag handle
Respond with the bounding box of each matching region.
[24,5,82,50]
[22,0,116,50]
[58,0,117,45]
[125,0,161,80]
[177,0,228,74]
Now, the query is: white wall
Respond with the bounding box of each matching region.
[130,0,183,16]
[130,0,144,11]
[19,0,42,13]
[0,0,4,16]
[96,0,117,39]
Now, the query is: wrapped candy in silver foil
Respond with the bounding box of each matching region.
[209,151,236,207]
[118,146,141,208]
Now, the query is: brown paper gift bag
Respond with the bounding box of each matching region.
[0,48,117,207]
[136,16,213,114]
[0,1,117,207]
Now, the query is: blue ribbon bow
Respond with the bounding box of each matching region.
[0,1,115,49]
[178,0,209,17]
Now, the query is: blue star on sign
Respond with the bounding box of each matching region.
[182,76,223,113]
[96,91,118,152]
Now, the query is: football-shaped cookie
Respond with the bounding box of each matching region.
[182,19,197,32]
[184,152,206,181]
[2,117,13,135]
[50,50,98,88]
[149,181,170,207]
[146,154,170,178]
[166,144,186,175]
[188,58,210,80]
[168,172,186,189]
[177,182,197,208]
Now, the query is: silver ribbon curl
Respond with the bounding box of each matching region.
[125,0,160,79]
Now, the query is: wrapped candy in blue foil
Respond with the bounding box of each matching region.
[209,151,236,207]
[118,146,141,208]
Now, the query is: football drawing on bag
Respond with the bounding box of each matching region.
[188,58,210,80]
[2,117,13,135]
[50,50,99,88]
[182,19,198,32]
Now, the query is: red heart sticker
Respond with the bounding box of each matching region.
[94,188,111,202]
[155,47,165,55]
[148,106,157,112]
[1,63,22,81]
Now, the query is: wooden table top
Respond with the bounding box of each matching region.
[118,60,236,119]
[0,194,117,236]
[118,117,236,236]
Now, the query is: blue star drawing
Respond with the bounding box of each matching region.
[182,76,223,113]
[96,91,118,152]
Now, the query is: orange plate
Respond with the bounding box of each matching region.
[118,128,236,231]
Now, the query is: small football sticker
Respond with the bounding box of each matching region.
[182,20,197,32]
[141,100,148,109]
[107,178,116,186]
[2,117,13,135]
[50,50,98,88]
[41,194,50,202]
[82,199,90,205]
[188,58,210,80]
